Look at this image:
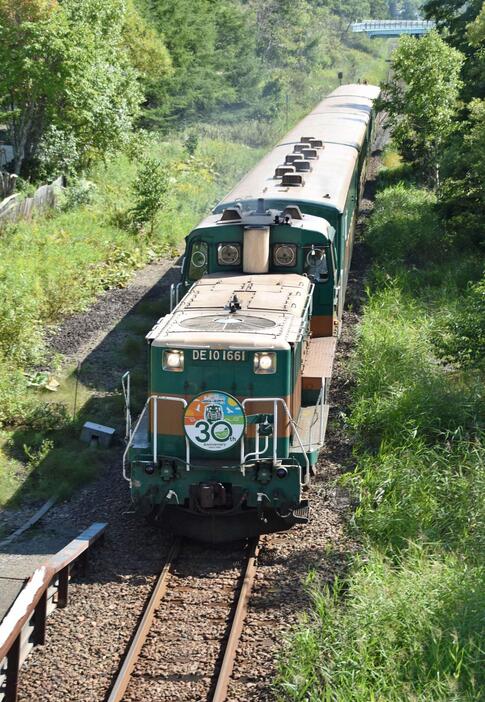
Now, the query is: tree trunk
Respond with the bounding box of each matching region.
[11,101,35,175]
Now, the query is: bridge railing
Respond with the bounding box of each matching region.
[351,20,435,33]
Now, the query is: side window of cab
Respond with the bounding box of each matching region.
[187,240,208,281]
[304,245,329,282]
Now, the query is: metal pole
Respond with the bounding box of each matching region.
[73,361,81,419]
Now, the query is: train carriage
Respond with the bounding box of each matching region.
[123,84,380,542]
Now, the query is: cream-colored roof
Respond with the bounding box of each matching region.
[149,273,313,350]
[214,84,380,215]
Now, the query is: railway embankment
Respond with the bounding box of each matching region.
[0,137,262,526]
[277,153,484,701]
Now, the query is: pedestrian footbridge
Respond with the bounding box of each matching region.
[351,20,435,37]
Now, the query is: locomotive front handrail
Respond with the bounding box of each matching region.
[241,397,310,486]
[125,395,309,486]
[122,395,189,483]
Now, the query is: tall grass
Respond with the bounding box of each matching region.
[278,548,484,702]
[277,159,485,701]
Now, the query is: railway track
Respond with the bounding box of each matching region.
[107,537,261,702]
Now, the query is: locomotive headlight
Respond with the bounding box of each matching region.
[163,349,184,372]
[218,243,241,266]
[254,352,276,374]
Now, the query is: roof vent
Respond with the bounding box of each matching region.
[293,143,308,154]
[295,160,311,172]
[274,165,295,178]
[309,139,323,148]
[285,154,303,165]
[283,205,303,220]
[282,173,304,187]
[301,136,314,143]
[220,206,242,221]
[302,148,318,160]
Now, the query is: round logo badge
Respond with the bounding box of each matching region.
[184,391,245,452]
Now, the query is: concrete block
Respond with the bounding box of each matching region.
[80,421,115,448]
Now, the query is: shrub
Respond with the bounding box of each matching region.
[61,179,97,210]
[432,275,485,368]
[129,157,170,235]
[25,402,71,432]
[365,184,442,268]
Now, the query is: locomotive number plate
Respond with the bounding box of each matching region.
[192,350,246,362]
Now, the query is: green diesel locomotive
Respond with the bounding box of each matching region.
[122,84,380,542]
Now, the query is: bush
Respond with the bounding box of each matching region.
[25,402,71,432]
[432,275,485,368]
[61,179,97,210]
[365,183,442,267]
[37,126,80,180]
[129,157,170,235]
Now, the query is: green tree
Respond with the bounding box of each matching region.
[122,0,172,82]
[382,31,464,185]
[439,98,485,246]
[130,157,169,236]
[423,0,484,100]
[370,0,390,19]
[0,0,142,176]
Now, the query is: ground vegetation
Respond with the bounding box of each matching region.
[277,5,484,697]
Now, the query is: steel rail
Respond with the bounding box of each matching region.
[106,538,181,702]
[212,537,260,702]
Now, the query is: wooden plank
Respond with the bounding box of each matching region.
[47,522,107,574]
[0,522,106,663]
[0,497,57,548]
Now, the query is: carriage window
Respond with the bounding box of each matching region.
[304,246,328,282]
[188,240,208,281]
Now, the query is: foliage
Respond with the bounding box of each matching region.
[432,275,485,368]
[439,98,485,248]
[365,183,441,264]
[60,179,97,211]
[278,549,484,701]
[25,402,70,432]
[0,133,262,429]
[381,31,464,185]
[142,0,388,129]
[278,169,484,701]
[36,126,80,180]
[183,132,199,157]
[0,0,142,175]
[122,0,172,81]
[129,157,170,235]
[423,0,484,101]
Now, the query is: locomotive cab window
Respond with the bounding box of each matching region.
[187,240,208,281]
[304,245,329,282]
